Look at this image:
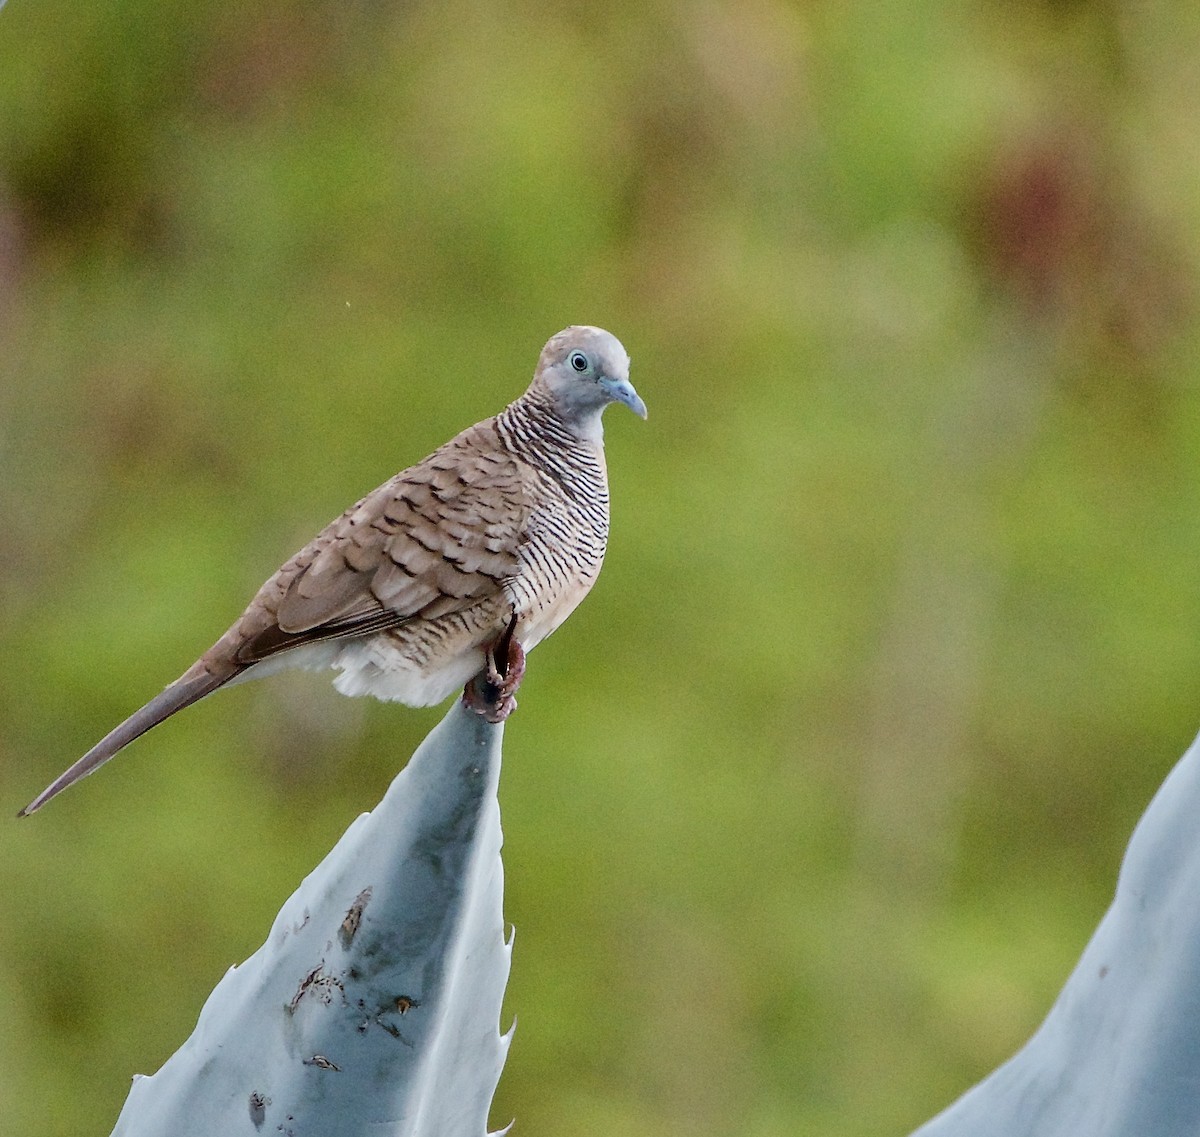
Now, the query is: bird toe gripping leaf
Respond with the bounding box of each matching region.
[464,612,526,724]
[21,326,646,815]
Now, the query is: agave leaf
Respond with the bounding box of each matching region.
[112,700,513,1137]
[913,729,1200,1137]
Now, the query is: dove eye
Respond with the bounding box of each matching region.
[568,351,589,373]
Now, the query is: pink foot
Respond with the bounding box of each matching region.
[463,613,526,723]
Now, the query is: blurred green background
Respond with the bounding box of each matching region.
[3,1,1200,1133]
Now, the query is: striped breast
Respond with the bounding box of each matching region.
[494,393,611,651]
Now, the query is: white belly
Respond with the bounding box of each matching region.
[228,622,491,708]
[329,636,486,705]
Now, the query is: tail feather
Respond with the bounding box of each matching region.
[18,668,228,817]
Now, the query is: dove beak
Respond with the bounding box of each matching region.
[604,377,648,419]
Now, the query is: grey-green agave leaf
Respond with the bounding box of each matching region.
[912,729,1200,1137]
[112,701,513,1137]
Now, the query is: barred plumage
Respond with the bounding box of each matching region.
[20,325,645,816]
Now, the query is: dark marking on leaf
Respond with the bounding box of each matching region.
[339,886,373,948]
[303,1054,341,1072]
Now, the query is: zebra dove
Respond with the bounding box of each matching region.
[20,325,645,816]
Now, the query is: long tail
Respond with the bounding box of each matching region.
[18,666,229,817]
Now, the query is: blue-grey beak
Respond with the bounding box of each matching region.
[603,377,648,419]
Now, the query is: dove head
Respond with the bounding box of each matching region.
[531,326,647,436]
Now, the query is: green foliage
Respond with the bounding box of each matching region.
[2,1,1200,1134]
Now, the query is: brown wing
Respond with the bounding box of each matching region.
[232,422,531,666]
[18,422,531,817]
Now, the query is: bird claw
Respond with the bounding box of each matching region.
[463,613,525,724]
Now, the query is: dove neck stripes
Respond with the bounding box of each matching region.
[495,387,610,518]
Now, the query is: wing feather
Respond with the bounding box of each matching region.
[233,422,530,666]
